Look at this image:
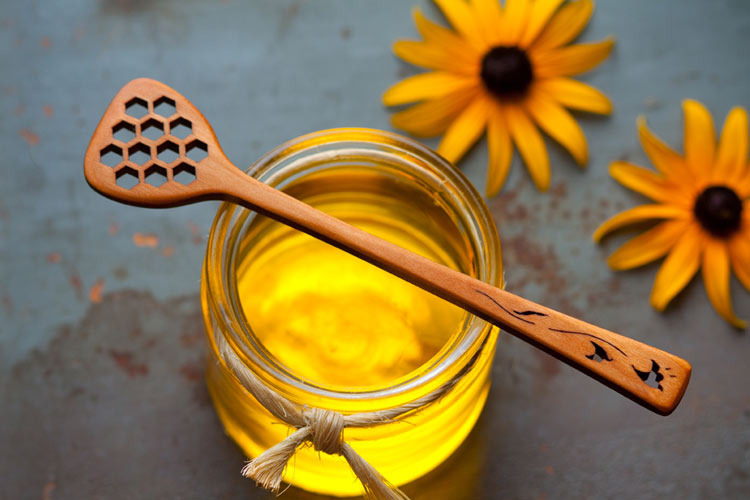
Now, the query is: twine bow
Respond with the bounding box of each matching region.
[217,334,484,500]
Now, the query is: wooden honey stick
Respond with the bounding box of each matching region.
[84,78,691,415]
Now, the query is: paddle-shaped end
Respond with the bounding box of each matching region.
[84,78,230,207]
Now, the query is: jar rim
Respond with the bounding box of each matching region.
[202,128,502,406]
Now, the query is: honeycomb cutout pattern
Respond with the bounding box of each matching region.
[100,96,208,189]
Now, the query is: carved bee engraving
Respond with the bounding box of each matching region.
[633,359,664,391]
[585,341,613,363]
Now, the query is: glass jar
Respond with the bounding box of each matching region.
[201,128,502,497]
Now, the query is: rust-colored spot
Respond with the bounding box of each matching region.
[502,234,583,318]
[69,273,83,299]
[180,331,200,347]
[132,232,159,248]
[586,277,625,309]
[42,481,56,500]
[40,36,52,48]
[545,465,555,476]
[109,349,149,377]
[340,27,351,39]
[187,221,202,245]
[549,181,568,199]
[15,104,24,116]
[19,128,39,146]
[46,252,62,263]
[109,221,119,236]
[534,349,561,379]
[112,266,128,280]
[89,278,105,303]
[179,362,202,382]
[162,245,174,257]
[43,104,54,117]
[2,295,12,314]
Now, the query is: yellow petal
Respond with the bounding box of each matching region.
[383,72,477,106]
[519,0,566,48]
[650,224,704,311]
[531,0,594,51]
[437,95,489,163]
[606,219,688,270]
[702,239,747,328]
[729,225,750,291]
[535,77,612,115]
[683,99,716,177]
[391,88,478,137]
[413,9,480,65]
[532,37,615,78]
[637,116,692,180]
[486,106,513,197]
[609,161,690,205]
[714,107,749,182]
[505,104,550,191]
[524,91,587,165]
[433,0,486,49]
[394,40,476,75]
[593,204,689,243]
[469,0,503,45]
[739,167,750,197]
[497,0,532,45]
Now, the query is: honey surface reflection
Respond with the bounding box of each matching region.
[236,171,467,388]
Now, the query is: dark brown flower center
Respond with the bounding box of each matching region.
[480,46,533,98]
[693,185,743,237]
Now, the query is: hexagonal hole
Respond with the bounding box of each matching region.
[185,139,208,162]
[157,140,180,164]
[115,166,140,190]
[125,97,148,119]
[100,144,123,168]
[141,118,165,141]
[128,142,151,166]
[144,164,168,187]
[173,162,196,185]
[112,121,136,143]
[169,117,192,140]
[153,96,176,118]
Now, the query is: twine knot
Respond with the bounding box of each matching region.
[219,333,485,500]
[305,407,345,455]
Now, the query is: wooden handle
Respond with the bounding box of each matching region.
[466,284,691,415]
[83,77,691,415]
[213,163,691,416]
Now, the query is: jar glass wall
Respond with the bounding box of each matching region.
[201,129,502,496]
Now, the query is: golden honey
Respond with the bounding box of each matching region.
[201,129,502,497]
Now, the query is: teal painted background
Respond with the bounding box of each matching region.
[1,1,748,498]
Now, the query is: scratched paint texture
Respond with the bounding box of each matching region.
[0,1,749,499]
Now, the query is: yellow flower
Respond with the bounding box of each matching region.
[594,100,750,329]
[383,0,614,195]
